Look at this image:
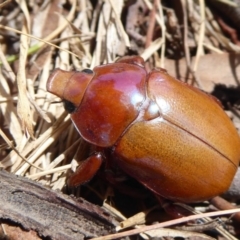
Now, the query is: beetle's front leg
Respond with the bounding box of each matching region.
[67,152,103,187]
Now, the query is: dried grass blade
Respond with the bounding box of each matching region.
[16,21,34,138]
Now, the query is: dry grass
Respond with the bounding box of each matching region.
[1,0,240,239]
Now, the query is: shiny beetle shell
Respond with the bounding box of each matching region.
[47,56,240,203]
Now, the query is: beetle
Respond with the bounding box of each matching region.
[47,55,240,203]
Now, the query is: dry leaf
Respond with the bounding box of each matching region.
[165,53,240,92]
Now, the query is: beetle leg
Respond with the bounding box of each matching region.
[67,152,103,187]
[155,195,192,218]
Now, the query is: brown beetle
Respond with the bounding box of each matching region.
[47,56,240,203]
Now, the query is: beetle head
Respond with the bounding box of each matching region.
[47,68,93,111]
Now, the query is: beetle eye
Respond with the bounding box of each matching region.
[63,100,76,113]
[82,68,93,74]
